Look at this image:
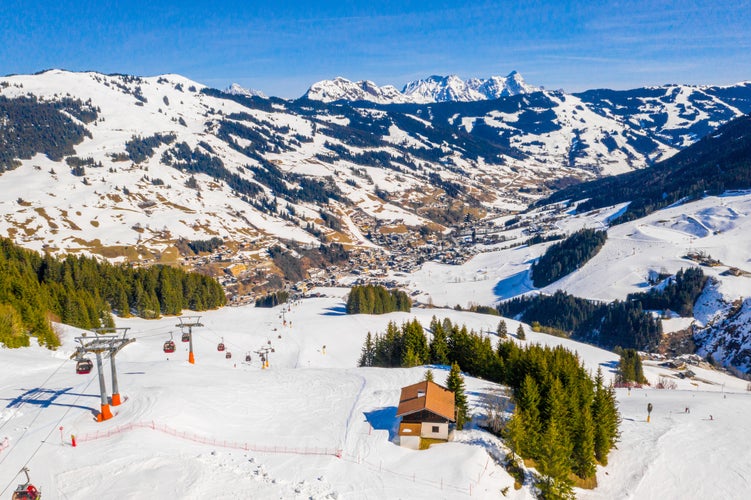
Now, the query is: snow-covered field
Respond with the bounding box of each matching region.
[402,191,751,311]
[1,292,750,499]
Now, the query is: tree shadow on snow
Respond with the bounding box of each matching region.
[320,305,346,316]
[599,360,619,375]
[364,406,399,441]
[493,270,534,301]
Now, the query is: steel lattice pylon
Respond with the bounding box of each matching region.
[70,327,134,422]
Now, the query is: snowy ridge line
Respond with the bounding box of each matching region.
[340,452,472,496]
[75,421,342,457]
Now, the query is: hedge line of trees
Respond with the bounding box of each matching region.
[497,290,663,350]
[0,238,226,349]
[531,228,607,287]
[0,95,92,171]
[626,267,708,316]
[255,291,289,308]
[346,285,411,314]
[357,316,620,496]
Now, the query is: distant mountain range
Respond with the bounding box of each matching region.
[1,69,750,264]
[302,71,539,103]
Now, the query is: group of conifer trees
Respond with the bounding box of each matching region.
[0,238,226,348]
[346,284,411,314]
[358,316,620,495]
[626,267,708,317]
[531,228,607,287]
[616,348,646,385]
[497,290,664,350]
[255,290,289,308]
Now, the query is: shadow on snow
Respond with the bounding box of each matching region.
[4,387,98,414]
[364,406,399,441]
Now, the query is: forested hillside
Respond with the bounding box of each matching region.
[0,238,226,348]
[531,228,607,287]
[0,95,96,171]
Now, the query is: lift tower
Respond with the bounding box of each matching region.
[177,316,203,364]
[71,328,134,422]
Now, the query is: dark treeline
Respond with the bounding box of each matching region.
[358,316,620,496]
[626,267,708,317]
[0,95,93,171]
[186,237,224,254]
[531,228,607,287]
[0,238,226,349]
[125,133,177,163]
[255,290,289,308]
[497,290,663,350]
[346,284,411,314]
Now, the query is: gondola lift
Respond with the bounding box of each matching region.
[11,467,41,500]
[163,332,176,353]
[217,337,225,352]
[245,352,252,362]
[76,357,93,375]
[181,331,190,342]
[225,351,232,359]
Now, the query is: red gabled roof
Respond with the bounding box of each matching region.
[395,380,455,422]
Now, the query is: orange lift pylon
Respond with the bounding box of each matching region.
[176,316,203,364]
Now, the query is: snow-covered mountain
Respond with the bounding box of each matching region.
[304,71,540,104]
[403,71,539,103]
[225,82,267,99]
[303,77,413,103]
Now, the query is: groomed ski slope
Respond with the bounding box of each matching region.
[1,292,750,499]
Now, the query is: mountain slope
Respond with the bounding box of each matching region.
[540,113,751,222]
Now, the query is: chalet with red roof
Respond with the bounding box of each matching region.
[396,380,455,449]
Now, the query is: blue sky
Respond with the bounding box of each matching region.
[1,0,748,97]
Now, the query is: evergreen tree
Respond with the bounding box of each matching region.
[497,319,508,338]
[504,408,525,459]
[424,368,434,382]
[402,319,429,365]
[429,318,450,365]
[358,332,375,367]
[592,368,621,465]
[572,402,597,479]
[516,324,526,340]
[402,347,421,367]
[518,374,542,458]
[446,362,469,430]
[537,417,575,499]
